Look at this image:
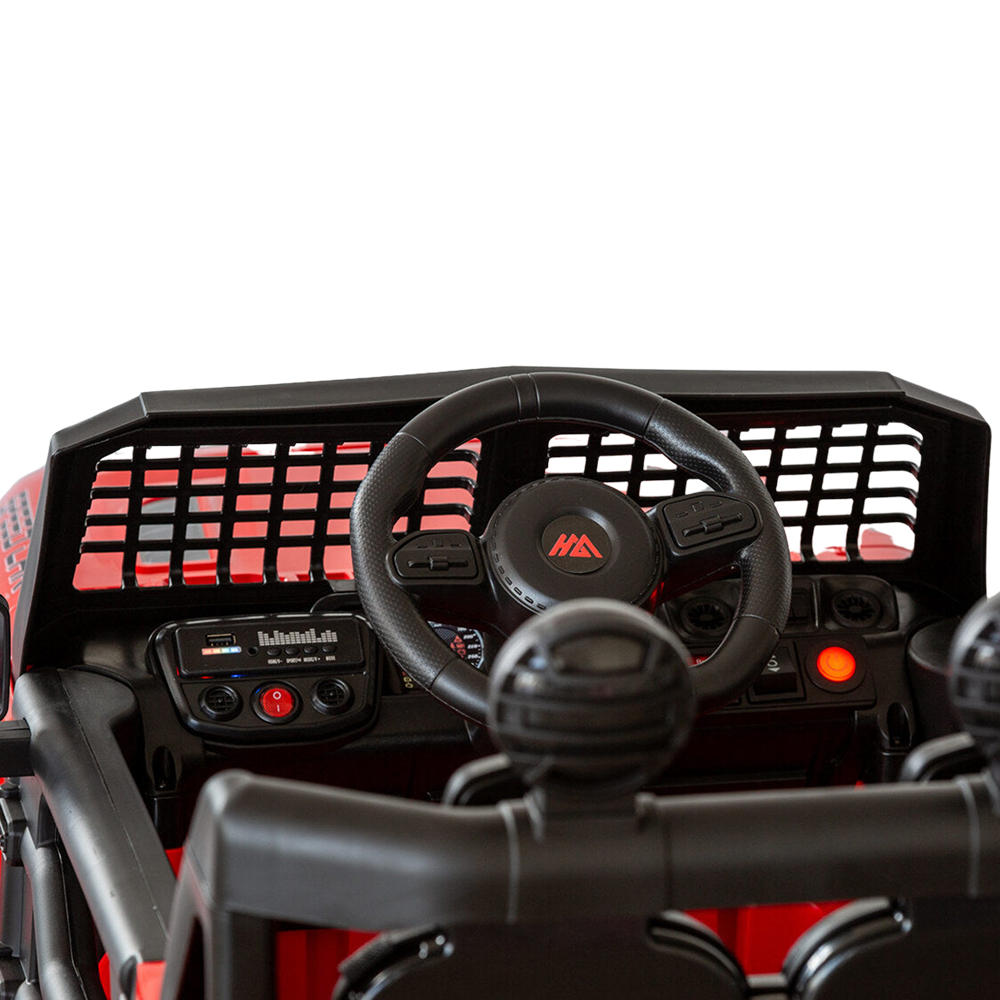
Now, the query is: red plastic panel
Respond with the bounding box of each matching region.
[688,901,847,974]
[0,469,42,620]
[135,962,165,1000]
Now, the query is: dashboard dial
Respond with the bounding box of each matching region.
[428,622,485,669]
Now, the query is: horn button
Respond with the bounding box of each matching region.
[484,477,661,613]
[541,514,611,574]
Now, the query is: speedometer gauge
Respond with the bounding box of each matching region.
[428,622,485,669]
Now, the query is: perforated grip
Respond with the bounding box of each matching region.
[644,397,791,710]
[350,434,488,722]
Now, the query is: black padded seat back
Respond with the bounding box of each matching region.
[335,914,747,1000]
[784,896,1000,1000]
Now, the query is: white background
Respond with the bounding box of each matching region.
[2,5,998,585]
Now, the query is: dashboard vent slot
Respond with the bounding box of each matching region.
[545,418,922,563]
[831,590,882,628]
[73,439,480,590]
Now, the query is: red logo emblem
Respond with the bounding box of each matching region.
[547,533,604,559]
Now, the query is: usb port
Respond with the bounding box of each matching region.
[205,633,237,648]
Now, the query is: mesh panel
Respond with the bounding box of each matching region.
[73,439,480,590]
[545,420,921,563]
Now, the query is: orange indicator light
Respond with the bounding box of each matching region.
[817,646,856,683]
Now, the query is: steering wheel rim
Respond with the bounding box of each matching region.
[351,372,791,724]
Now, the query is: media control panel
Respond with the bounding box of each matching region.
[171,617,366,677]
[152,613,380,743]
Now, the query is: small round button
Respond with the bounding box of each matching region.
[284,645,300,656]
[807,643,864,694]
[301,645,318,655]
[817,646,856,683]
[255,684,299,723]
[321,643,338,654]
[265,646,282,657]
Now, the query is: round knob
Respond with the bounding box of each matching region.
[949,593,1000,781]
[487,598,695,798]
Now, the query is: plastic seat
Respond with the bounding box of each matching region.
[334,913,748,1000]
[783,896,1000,1000]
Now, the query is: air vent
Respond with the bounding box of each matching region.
[313,678,352,714]
[199,686,241,721]
[831,591,882,628]
[681,599,733,637]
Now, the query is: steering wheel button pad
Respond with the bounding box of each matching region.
[392,532,481,580]
[661,494,758,550]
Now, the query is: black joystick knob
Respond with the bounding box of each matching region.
[950,592,1000,784]
[487,598,695,798]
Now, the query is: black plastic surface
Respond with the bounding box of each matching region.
[786,896,1000,1000]
[484,477,661,611]
[14,670,175,993]
[949,592,1000,784]
[899,732,985,782]
[19,833,104,1000]
[158,767,1000,1000]
[487,600,695,796]
[907,617,962,738]
[0,721,33,778]
[334,917,748,1000]
[183,770,1000,916]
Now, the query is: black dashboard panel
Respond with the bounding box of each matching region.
[139,569,935,798]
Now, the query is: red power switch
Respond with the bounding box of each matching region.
[256,684,299,722]
[816,647,856,684]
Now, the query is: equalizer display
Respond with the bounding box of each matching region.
[172,614,366,678]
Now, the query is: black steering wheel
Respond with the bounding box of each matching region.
[351,372,791,725]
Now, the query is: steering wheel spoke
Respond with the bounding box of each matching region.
[651,492,764,600]
[388,530,498,624]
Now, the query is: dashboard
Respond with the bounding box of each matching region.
[135,567,953,803]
